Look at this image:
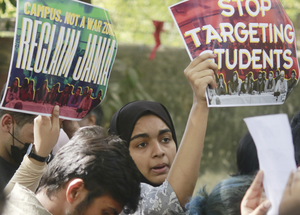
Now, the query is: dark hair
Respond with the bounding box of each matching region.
[28,80,34,92]
[219,74,224,81]
[10,78,19,93]
[291,70,296,76]
[235,132,259,175]
[21,78,29,89]
[229,71,239,92]
[187,175,253,215]
[37,126,141,213]
[86,105,103,126]
[0,84,35,126]
[291,111,300,165]
[268,71,274,77]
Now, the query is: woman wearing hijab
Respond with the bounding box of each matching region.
[1,53,218,215]
[109,100,177,186]
[109,52,218,214]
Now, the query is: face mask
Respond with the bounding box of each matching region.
[8,122,31,166]
[10,143,30,165]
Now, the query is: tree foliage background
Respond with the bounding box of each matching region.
[1,0,300,46]
[1,0,300,185]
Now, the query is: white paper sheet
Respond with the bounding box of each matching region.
[244,114,297,215]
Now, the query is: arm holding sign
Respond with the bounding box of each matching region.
[167,53,218,206]
[4,106,80,194]
[4,106,60,194]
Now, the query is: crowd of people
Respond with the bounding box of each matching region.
[0,53,299,215]
[213,69,297,96]
[4,77,103,113]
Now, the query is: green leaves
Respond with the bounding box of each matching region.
[1,0,6,14]
[8,0,15,7]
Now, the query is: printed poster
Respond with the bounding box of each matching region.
[169,0,299,107]
[0,0,117,119]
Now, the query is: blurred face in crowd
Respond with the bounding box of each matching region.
[269,73,273,81]
[28,82,33,90]
[219,76,224,85]
[87,90,92,98]
[280,72,285,82]
[291,72,295,79]
[13,80,18,88]
[233,73,237,81]
[42,81,47,90]
[129,115,176,185]
[64,86,69,93]
[258,73,262,80]
[97,91,102,99]
[75,88,81,96]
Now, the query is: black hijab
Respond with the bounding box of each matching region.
[109,100,178,186]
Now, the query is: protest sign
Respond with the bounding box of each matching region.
[0,0,117,119]
[169,0,299,107]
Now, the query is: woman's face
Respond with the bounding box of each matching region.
[75,88,80,96]
[129,115,176,185]
[29,82,33,89]
[13,80,18,87]
[219,76,223,84]
[269,73,273,80]
[233,73,237,81]
[245,76,248,83]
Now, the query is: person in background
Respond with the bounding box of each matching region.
[235,132,259,176]
[19,78,28,100]
[78,89,93,112]
[0,85,78,190]
[57,85,70,107]
[290,110,300,166]
[240,74,251,94]
[264,72,275,93]
[215,74,227,95]
[81,86,89,99]
[228,71,241,95]
[287,69,297,95]
[20,80,34,101]
[0,82,37,191]
[35,80,49,103]
[44,83,60,105]
[186,175,255,215]
[253,72,265,94]
[275,71,288,94]
[0,108,35,189]
[5,78,20,104]
[274,69,280,85]
[90,90,103,111]
[67,87,82,108]
[3,107,141,215]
